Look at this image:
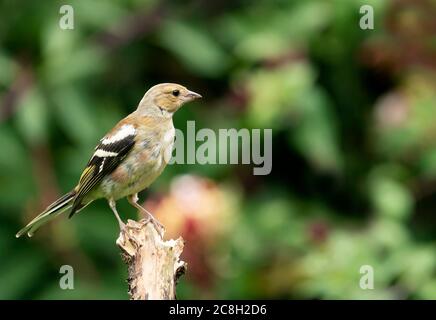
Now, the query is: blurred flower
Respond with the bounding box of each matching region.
[372,74,436,161]
[307,220,329,244]
[374,92,409,128]
[143,175,238,290]
[362,0,436,74]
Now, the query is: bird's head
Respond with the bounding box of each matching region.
[138,83,202,117]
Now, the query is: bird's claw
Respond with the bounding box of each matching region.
[144,214,165,236]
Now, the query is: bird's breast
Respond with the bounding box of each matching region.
[100,121,175,199]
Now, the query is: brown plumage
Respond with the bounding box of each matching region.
[16,83,201,237]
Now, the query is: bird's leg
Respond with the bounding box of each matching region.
[108,198,125,230]
[127,193,164,232]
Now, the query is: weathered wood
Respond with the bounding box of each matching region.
[116,219,186,300]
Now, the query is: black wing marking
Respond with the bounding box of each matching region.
[70,133,136,217]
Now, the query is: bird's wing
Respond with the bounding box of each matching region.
[70,123,137,217]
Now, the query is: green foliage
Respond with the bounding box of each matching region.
[1,0,436,300]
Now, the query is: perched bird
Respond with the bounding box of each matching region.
[16,83,201,238]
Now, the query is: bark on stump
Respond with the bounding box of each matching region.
[116,219,186,300]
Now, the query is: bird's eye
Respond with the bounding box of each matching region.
[172,89,180,97]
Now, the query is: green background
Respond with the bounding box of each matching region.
[1,0,436,299]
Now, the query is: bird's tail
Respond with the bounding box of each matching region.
[16,190,76,238]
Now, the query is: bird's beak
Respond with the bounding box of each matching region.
[185,90,202,101]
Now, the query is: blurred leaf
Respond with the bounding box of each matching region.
[246,62,315,128]
[291,88,342,172]
[369,173,413,220]
[0,249,46,299]
[52,88,99,146]
[14,87,48,145]
[0,52,16,86]
[159,21,230,77]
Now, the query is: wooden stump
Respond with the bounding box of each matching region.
[116,219,186,300]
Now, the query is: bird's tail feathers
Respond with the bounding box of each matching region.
[16,190,76,238]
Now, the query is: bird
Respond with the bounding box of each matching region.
[16,83,202,238]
